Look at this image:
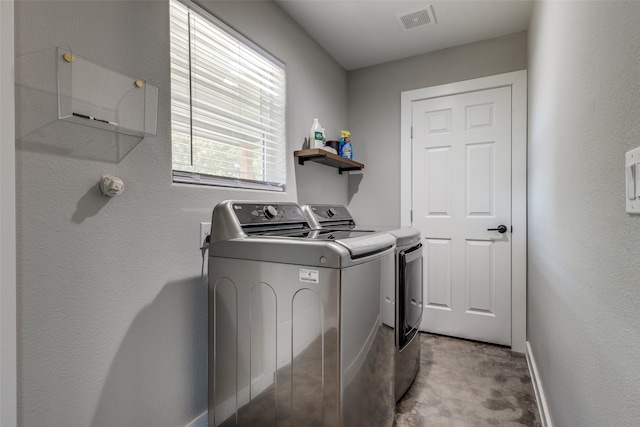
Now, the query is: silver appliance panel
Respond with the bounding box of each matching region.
[211,200,311,243]
[300,204,423,403]
[209,252,396,427]
[387,227,421,248]
[210,201,395,267]
[210,236,394,269]
[398,243,423,349]
[208,200,396,426]
[301,204,420,246]
[301,204,356,230]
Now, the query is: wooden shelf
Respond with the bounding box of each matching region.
[294,149,364,174]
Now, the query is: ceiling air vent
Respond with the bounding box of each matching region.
[397,6,436,31]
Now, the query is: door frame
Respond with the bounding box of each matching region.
[1,0,17,425]
[400,70,527,353]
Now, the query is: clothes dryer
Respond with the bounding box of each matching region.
[301,204,423,402]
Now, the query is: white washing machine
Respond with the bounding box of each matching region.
[301,204,423,402]
[208,201,396,426]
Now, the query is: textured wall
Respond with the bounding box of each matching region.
[528,1,640,425]
[346,32,527,226]
[14,1,347,425]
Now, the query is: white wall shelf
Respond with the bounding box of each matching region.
[56,48,158,137]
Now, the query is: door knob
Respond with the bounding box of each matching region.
[487,225,507,233]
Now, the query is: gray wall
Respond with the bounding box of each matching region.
[14,1,347,425]
[528,1,640,425]
[346,32,527,226]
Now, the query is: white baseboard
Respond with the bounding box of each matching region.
[185,411,207,427]
[525,341,553,427]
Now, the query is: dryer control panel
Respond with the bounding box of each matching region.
[305,204,356,228]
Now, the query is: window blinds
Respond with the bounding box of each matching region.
[170,0,287,191]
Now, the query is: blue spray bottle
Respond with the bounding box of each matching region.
[339,130,352,160]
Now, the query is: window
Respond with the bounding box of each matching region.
[170,0,287,191]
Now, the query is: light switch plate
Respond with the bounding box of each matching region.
[626,163,636,200]
[625,147,640,214]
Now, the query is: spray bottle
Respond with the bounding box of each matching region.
[339,130,352,160]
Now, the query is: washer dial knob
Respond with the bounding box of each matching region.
[263,205,278,220]
[327,207,337,218]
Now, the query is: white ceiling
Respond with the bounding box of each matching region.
[275,0,534,70]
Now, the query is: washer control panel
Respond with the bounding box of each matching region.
[233,202,307,225]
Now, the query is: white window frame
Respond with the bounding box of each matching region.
[170,0,287,192]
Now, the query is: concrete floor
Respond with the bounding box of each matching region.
[395,333,541,426]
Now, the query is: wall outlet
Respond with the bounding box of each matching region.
[200,222,211,248]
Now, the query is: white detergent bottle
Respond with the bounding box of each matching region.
[310,118,325,149]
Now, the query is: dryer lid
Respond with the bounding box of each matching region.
[334,233,395,258]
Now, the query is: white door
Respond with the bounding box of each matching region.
[412,86,512,346]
